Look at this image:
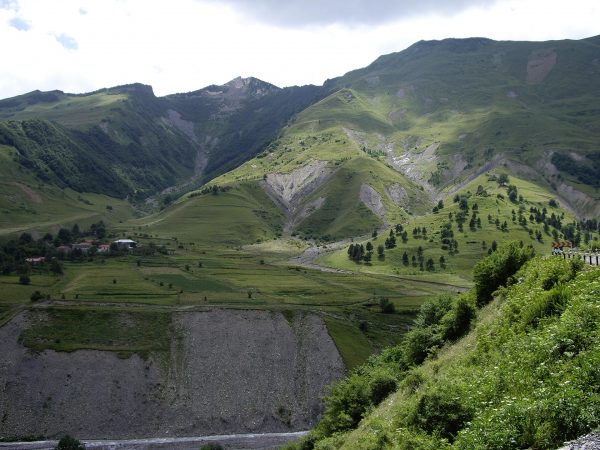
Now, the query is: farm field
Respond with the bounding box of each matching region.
[2,168,596,370]
[1,241,432,368]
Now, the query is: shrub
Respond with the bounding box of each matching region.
[30,290,44,302]
[50,260,63,274]
[55,435,85,450]
[401,327,443,366]
[368,368,397,405]
[19,274,30,285]
[379,297,395,314]
[441,295,476,341]
[411,384,473,441]
[473,241,534,306]
[414,295,453,328]
[318,373,371,434]
[522,285,571,328]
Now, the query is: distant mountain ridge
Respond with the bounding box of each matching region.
[320,35,600,216]
[0,77,325,200]
[0,35,598,219]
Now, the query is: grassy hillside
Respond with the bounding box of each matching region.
[0,79,325,207]
[0,89,128,126]
[193,36,599,249]
[318,171,588,286]
[0,144,134,237]
[322,36,600,215]
[136,182,285,245]
[0,85,198,200]
[289,250,600,449]
[207,95,431,240]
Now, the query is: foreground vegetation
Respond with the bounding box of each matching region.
[286,245,600,449]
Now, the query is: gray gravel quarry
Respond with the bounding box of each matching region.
[0,309,345,441]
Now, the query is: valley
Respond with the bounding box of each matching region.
[0,34,599,447]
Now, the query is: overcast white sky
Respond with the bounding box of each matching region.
[0,0,598,99]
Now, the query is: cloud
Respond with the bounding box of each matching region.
[0,0,18,10]
[209,0,497,27]
[9,16,29,30]
[55,33,78,50]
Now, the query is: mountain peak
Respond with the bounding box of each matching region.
[225,76,278,90]
[107,83,155,97]
[405,36,495,55]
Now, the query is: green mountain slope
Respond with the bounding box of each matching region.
[137,181,285,245]
[322,36,600,216]
[0,84,198,199]
[289,252,600,449]
[0,143,134,237]
[176,35,599,246]
[0,78,325,204]
[165,78,325,181]
[1,35,598,231]
[318,170,584,286]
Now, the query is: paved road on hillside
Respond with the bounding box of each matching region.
[288,237,470,291]
[0,431,308,450]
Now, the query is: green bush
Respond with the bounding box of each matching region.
[441,295,476,341]
[414,295,453,328]
[55,435,85,450]
[379,297,395,314]
[521,285,570,327]
[30,290,44,302]
[410,383,473,441]
[317,373,371,434]
[473,241,534,306]
[401,326,443,366]
[368,367,397,405]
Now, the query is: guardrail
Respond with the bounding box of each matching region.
[554,250,600,266]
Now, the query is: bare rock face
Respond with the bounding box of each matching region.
[0,310,344,440]
[359,184,386,218]
[527,48,557,84]
[263,161,331,211]
[384,184,408,208]
[261,161,333,231]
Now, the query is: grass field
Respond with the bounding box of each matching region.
[20,308,173,357]
[133,182,285,245]
[1,238,435,366]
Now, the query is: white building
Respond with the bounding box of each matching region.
[113,239,137,250]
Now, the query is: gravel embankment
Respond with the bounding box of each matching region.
[559,432,600,450]
[0,310,344,440]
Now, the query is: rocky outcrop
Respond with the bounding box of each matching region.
[0,310,344,440]
[559,432,600,449]
[261,161,333,231]
[384,184,408,208]
[527,48,557,84]
[359,184,386,218]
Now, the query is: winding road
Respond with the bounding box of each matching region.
[0,431,308,450]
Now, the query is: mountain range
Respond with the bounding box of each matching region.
[1,35,599,236]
